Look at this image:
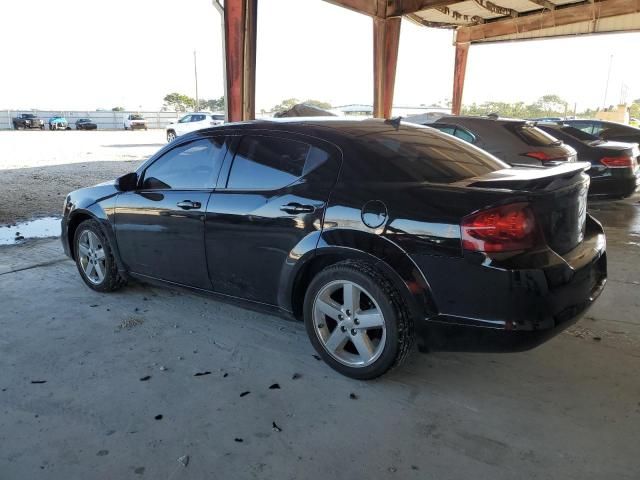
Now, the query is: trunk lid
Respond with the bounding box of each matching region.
[466,163,591,255]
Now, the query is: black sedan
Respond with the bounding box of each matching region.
[61,119,606,379]
[76,118,98,130]
[564,119,640,144]
[537,123,640,198]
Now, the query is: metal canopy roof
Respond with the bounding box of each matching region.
[326,0,640,43]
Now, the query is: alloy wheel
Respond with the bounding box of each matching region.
[167,131,176,142]
[312,280,386,367]
[77,230,106,285]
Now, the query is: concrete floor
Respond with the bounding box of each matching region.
[1,198,640,479]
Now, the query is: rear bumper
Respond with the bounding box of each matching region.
[412,215,607,353]
[589,171,640,198]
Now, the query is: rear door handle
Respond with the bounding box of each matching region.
[280,203,315,214]
[176,200,201,210]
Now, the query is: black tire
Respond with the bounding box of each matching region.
[40,124,45,130]
[303,260,414,380]
[73,219,126,292]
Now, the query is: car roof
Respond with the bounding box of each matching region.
[431,115,528,125]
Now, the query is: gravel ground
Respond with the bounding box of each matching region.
[0,130,165,224]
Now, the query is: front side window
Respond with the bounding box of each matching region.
[227,135,328,190]
[179,115,192,123]
[142,137,225,190]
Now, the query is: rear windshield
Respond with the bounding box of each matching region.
[509,124,561,146]
[559,125,600,142]
[351,126,508,184]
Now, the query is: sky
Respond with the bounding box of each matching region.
[1,0,639,112]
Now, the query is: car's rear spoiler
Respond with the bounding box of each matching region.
[465,162,591,191]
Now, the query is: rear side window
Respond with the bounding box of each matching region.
[227,136,329,190]
[509,124,560,146]
[355,127,508,184]
[142,137,225,190]
[431,123,475,144]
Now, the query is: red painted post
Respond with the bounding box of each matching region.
[451,42,470,116]
[373,16,401,119]
[224,0,257,122]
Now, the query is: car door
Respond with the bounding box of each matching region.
[175,115,192,136]
[205,132,341,305]
[115,135,228,289]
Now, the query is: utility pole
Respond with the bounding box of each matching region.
[194,49,199,111]
[603,54,613,109]
[212,0,228,119]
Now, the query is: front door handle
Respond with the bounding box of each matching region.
[280,203,315,214]
[176,200,201,210]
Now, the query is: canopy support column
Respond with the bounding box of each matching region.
[224,0,257,122]
[373,16,401,119]
[451,41,469,116]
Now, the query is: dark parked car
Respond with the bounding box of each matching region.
[76,118,98,130]
[563,119,640,144]
[12,113,45,130]
[537,123,640,198]
[422,116,577,166]
[61,119,606,379]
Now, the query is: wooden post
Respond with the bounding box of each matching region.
[451,42,469,116]
[224,0,257,122]
[373,16,401,119]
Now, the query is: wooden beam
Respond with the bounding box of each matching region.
[224,0,257,122]
[451,42,469,115]
[324,0,462,18]
[373,16,402,118]
[456,0,640,43]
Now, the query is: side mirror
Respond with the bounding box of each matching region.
[116,172,139,192]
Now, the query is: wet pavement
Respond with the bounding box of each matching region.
[0,196,639,479]
[0,216,61,245]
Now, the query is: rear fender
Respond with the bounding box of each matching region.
[281,228,438,323]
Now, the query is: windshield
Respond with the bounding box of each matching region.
[211,114,225,120]
[131,114,144,120]
[24,114,36,119]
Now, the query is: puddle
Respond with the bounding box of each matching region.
[0,217,61,245]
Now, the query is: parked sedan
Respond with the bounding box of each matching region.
[165,112,224,142]
[76,118,97,130]
[423,116,577,166]
[61,119,606,379]
[564,119,640,144]
[537,123,640,198]
[49,115,70,130]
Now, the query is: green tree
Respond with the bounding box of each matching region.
[163,92,196,112]
[271,98,332,113]
[111,106,125,112]
[202,96,225,112]
[534,94,568,117]
[629,99,640,119]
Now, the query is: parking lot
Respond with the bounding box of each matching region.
[1,130,639,479]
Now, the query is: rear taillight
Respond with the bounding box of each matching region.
[600,156,635,168]
[461,203,540,253]
[523,151,565,162]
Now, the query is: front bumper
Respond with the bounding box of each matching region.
[412,215,607,353]
[129,122,147,129]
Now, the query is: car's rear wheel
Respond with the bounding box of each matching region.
[74,219,126,292]
[167,130,176,142]
[304,260,414,379]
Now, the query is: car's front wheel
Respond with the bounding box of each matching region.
[73,219,126,292]
[304,260,414,379]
